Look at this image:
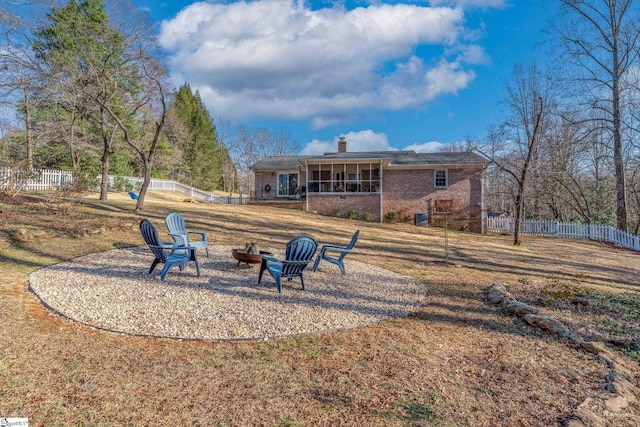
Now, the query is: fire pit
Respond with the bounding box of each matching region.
[232,243,271,268]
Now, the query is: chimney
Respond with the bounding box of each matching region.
[338,136,347,153]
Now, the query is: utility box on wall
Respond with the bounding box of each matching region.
[415,213,428,226]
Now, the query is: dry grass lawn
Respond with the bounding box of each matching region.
[0,190,638,426]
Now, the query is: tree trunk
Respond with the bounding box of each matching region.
[513,182,525,245]
[612,73,627,231]
[613,135,627,231]
[514,95,544,246]
[24,89,33,170]
[100,152,109,201]
[99,109,114,201]
[135,160,151,212]
[68,114,80,170]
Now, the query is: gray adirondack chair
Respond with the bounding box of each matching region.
[165,212,209,257]
[312,229,360,274]
[258,235,318,293]
[139,219,200,281]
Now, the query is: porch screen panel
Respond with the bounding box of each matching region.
[306,162,380,193]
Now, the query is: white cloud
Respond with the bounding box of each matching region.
[403,141,445,153]
[429,0,509,7]
[342,130,394,151]
[299,130,393,155]
[454,44,490,65]
[159,0,489,128]
[299,139,335,156]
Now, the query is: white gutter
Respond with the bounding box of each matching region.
[304,160,309,212]
[379,159,383,223]
[384,163,486,170]
[481,170,486,233]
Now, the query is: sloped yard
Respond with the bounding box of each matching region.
[0,191,638,426]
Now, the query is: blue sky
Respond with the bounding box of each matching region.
[131,0,550,154]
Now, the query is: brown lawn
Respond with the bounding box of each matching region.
[0,190,638,426]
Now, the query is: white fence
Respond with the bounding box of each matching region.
[487,217,640,251]
[116,176,248,204]
[0,167,75,191]
[0,168,248,204]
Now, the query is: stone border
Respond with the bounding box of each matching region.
[483,283,639,426]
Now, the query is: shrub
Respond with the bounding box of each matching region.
[541,279,590,306]
[363,212,375,222]
[76,172,100,191]
[110,176,134,192]
[397,208,413,223]
[384,212,397,223]
[332,207,341,217]
[347,209,358,220]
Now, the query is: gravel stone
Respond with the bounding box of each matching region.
[29,245,427,341]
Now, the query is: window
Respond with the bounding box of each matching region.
[277,173,299,196]
[434,170,448,188]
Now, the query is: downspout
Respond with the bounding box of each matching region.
[481,169,486,234]
[305,160,309,212]
[379,160,383,223]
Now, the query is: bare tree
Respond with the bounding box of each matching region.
[0,6,44,169]
[1,2,99,174]
[97,65,169,212]
[89,2,172,211]
[553,0,640,231]
[475,63,556,245]
[218,119,299,196]
[628,161,640,234]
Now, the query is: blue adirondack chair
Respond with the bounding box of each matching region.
[165,212,209,257]
[312,230,360,275]
[258,235,318,293]
[139,219,200,281]
[128,191,138,200]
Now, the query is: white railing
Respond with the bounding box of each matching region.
[487,217,640,251]
[0,168,249,204]
[0,167,75,191]
[119,176,249,204]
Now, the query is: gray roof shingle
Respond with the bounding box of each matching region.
[251,151,487,170]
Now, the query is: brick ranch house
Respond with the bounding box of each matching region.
[251,137,488,233]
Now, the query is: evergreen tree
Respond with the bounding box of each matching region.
[171,83,233,191]
[33,0,131,199]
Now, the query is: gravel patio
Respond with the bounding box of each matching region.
[29,245,428,341]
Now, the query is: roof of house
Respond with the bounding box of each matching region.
[251,156,314,170]
[251,151,487,170]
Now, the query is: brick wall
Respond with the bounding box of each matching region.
[254,171,277,200]
[252,200,305,210]
[382,167,485,232]
[254,166,486,233]
[254,171,307,201]
[308,194,381,220]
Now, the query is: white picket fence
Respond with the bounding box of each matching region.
[487,217,640,251]
[0,168,249,204]
[0,167,75,191]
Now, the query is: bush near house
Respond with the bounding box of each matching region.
[384,211,397,223]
